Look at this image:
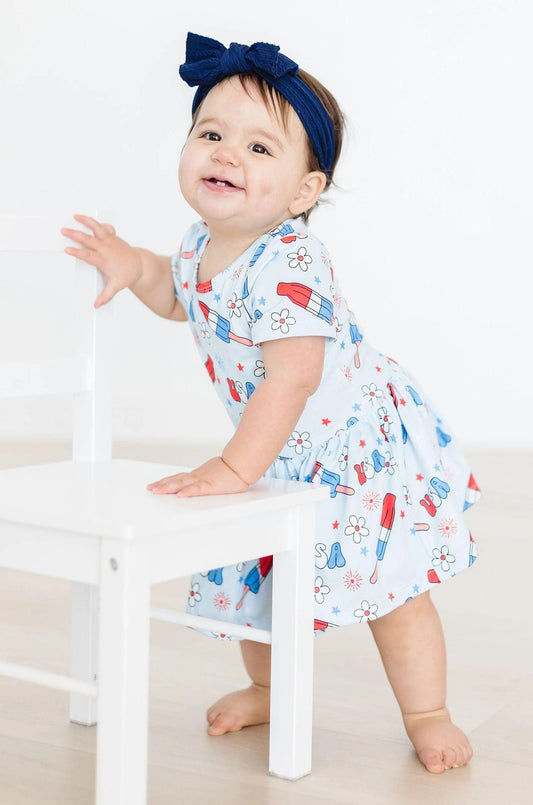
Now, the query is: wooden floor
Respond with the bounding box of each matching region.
[0,443,531,805]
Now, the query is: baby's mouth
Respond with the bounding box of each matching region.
[204,176,243,191]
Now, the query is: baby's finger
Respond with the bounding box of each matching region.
[94,282,118,308]
[176,481,210,498]
[147,473,191,494]
[73,214,108,239]
[64,246,99,266]
[61,228,95,249]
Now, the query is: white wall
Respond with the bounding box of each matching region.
[1,0,531,451]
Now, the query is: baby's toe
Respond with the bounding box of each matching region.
[442,746,458,770]
[418,747,447,774]
[206,711,240,735]
[452,740,473,768]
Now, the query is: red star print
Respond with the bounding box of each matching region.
[332,520,339,530]
[388,592,395,601]
[375,366,382,372]
[182,281,188,290]
[400,510,405,519]
[400,398,406,406]
[416,473,424,481]
[237,363,244,371]
[321,418,331,426]
[359,439,366,448]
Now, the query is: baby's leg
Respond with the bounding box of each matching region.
[206,639,271,735]
[367,591,472,773]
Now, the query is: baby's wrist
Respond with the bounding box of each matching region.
[219,454,251,487]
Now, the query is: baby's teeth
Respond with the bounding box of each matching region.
[216,180,226,186]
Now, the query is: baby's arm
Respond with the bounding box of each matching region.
[148,335,325,497]
[62,214,186,321]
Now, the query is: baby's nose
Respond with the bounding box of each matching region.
[211,145,240,167]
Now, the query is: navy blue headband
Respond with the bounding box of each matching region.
[179,32,336,175]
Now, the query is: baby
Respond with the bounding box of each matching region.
[62,32,481,773]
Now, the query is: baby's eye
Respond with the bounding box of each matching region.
[249,143,270,155]
[202,131,220,141]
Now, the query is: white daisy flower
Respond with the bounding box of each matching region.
[254,359,265,378]
[382,451,397,475]
[271,309,296,334]
[287,246,312,270]
[432,545,456,572]
[314,576,331,604]
[378,406,393,433]
[354,600,379,622]
[338,445,349,471]
[287,430,312,454]
[345,515,370,543]
[227,292,243,318]
[187,582,202,607]
[361,382,383,404]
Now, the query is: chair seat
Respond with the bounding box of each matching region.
[0,459,327,586]
[0,459,324,540]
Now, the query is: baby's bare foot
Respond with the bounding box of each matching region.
[403,707,473,773]
[206,683,271,736]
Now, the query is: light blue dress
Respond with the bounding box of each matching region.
[171,218,480,637]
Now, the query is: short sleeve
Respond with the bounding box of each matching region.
[170,220,209,311]
[247,229,336,345]
[170,250,187,309]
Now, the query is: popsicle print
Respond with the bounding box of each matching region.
[310,461,355,498]
[198,301,253,346]
[277,282,334,323]
[236,556,273,610]
[313,618,338,632]
[463,474,481,511]
[349,322,363,368]
[370,493,396,584]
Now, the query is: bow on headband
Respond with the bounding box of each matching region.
[179,32,335,175]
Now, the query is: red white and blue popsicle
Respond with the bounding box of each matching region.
[310,461,355,498]
[463,474,481,511]
[370,493,396,584]
[277,282,334,323]
[236,555,273,610]
[198,301,253,346]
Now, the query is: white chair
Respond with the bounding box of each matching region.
[0,216,327,804]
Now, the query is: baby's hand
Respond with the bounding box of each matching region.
[61,214,143,307]
[147,457,249,498]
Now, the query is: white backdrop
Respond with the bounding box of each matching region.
[1,0,531,451]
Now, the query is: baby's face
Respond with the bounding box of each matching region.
[179,77,313,241]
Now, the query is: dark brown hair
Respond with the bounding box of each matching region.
[188,70,345,223]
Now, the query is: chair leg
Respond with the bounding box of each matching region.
[96,540,151,805]
[70,581,99,725]
[269,505,316,779]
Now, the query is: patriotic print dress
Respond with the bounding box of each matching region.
[171,218,481,637]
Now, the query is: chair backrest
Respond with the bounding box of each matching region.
[0,215,113,461]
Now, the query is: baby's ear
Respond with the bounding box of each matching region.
[289,171,327,217]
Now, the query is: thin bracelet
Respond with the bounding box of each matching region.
[220,455,251,486]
